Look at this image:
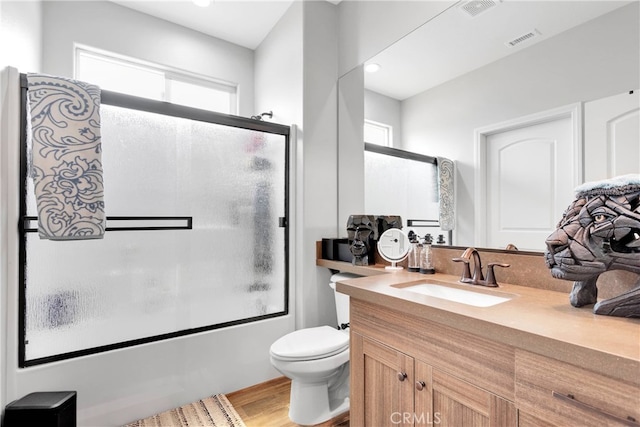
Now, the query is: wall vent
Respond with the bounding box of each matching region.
[459,0,500,18]
[506,29,541,47]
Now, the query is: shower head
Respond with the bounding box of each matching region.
[251,110,273,121]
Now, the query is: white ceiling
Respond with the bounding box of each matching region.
[110,0,295,50]
[110,0,633,100]
[365,0,633,100]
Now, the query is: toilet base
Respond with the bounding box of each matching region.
[285,361,350,426]
[288,379,349,426]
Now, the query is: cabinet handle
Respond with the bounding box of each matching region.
[552,391,639,426]
[397,372,407,382]
[415,380,426,391]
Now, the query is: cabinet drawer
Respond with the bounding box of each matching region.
[515,350,640,427]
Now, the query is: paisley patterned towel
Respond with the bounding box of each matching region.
[27,73,105,240]
[437,157,455,231]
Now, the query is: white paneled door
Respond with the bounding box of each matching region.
[476,105,581,252]
[584,90,639,182]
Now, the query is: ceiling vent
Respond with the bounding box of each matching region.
[505,29,542,47]
[459,0,500,18]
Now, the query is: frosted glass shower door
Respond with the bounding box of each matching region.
[21,97,289,365]
[364,149,439,221]
[364,146,449,243]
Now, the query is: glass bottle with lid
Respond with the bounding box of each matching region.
[420,234,435,274]
[407,230,421,272]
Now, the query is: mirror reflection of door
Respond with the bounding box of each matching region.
[479,106,580,251]
[378,228,409,260]
[584,90,639,181]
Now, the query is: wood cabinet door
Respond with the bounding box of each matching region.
[414,359,437,426]
[431,368,516,427]
[351,332,415,427]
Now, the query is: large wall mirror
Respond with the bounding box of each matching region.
[342,0,639,252]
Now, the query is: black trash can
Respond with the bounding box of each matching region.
[3,391,76,427]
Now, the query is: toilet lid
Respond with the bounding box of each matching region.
[270,326,349,361]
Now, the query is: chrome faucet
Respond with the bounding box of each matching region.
[452,247,510,287]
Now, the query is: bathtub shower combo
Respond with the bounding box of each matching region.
[18,73,291,366]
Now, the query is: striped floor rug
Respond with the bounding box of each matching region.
[125,394,246,427]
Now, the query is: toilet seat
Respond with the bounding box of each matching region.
[270,326,349,361]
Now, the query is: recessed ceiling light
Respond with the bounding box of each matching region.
[193,0,211,7]
[365,63,381,73]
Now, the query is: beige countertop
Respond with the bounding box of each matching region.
[317,259,640,385]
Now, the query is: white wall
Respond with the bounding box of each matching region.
[41,0,255,118]
[400,3,640,246]
[1,2,298,425]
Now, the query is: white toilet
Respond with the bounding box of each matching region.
[269,273,359,426]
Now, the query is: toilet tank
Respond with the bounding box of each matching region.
[329,273,361,328]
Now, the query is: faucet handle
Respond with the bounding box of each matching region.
[452,257,472,281]
[485,262,510,287]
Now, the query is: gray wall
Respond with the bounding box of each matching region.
[365,89,402,147]
[0,0,491,424]
[337,0,456,76]
[338,66,364,237]
[256,0,341,331]
[336,1,458,239]
[0,0,43,420]
[300,1,340,329]
[0,1,42,72]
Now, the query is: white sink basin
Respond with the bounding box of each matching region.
[397,283,512,307]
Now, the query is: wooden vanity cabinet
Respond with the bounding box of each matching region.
[351,332,517,427]
[515,350,640,427]
[348,298,639,427]
[350,300,517,427]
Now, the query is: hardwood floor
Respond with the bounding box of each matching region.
[226,376,349,427]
